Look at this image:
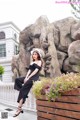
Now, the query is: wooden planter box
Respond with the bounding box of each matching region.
[36,88,80,120]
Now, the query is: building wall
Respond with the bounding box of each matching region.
[0,22,20,82]
[0,26,19,42]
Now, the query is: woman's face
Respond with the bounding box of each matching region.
[32,51,39,60]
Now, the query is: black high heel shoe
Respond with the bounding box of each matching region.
[13,106,23,117]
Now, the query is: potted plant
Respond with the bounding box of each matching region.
[0,65,4,81]
[32,73,80,120]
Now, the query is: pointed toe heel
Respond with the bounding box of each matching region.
[13,109,23,117]
[13,111,22,117]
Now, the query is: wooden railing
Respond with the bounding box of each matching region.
[0,83,36,112]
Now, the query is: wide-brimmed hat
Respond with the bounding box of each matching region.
[31,48,45,58]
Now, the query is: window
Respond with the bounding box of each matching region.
[0,31,5,39]
[13,33,17,40]
[0,44,6,57]
[14,45,19,55]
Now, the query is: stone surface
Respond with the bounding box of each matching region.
[71,21,80,40]
[57,51,67,70]
[68,40,80,65]
[54,17,76,52]
[11,16,80,79]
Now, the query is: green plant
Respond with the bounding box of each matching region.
[0,65,4,75]
[32,77,52,97]
[32,73,80,100]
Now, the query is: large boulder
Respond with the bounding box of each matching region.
[46,24,61,77]
[63,58,80,73]
[68,40,80,65]
[11,55,19,80]
[11,16,80,80]
[57,51,67,70]
[71,21,80,40]
[54,17,76,52]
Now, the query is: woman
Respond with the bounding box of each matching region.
[13,49,42,117]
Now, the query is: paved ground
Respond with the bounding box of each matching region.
[0,104,37,120]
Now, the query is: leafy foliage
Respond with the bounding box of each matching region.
[32,73,80,100]
[0,65,4,75]
[32,77,52,97]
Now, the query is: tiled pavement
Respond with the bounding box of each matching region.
[0,104,37,120]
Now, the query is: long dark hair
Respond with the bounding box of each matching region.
[32,51,41,61]
[32,50,44,69]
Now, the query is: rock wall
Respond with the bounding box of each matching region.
[11,16,80,80]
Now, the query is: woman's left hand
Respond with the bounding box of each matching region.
[24,77,29,84]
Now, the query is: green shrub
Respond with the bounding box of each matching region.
[0,65,4,75]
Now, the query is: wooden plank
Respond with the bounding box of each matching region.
[37,111,53,119]
[37,89,80,100]
[37,111,77,120]
[37,88,80,120]
[37,106,80,119]
[36,100,80,112]
[61,88,80,95]
[37,96,80,103]
[56,96,80,103]
[38,117,50,120]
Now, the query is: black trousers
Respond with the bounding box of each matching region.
[14,77,36,104]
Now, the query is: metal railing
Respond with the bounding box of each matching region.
[0,83,36,112]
